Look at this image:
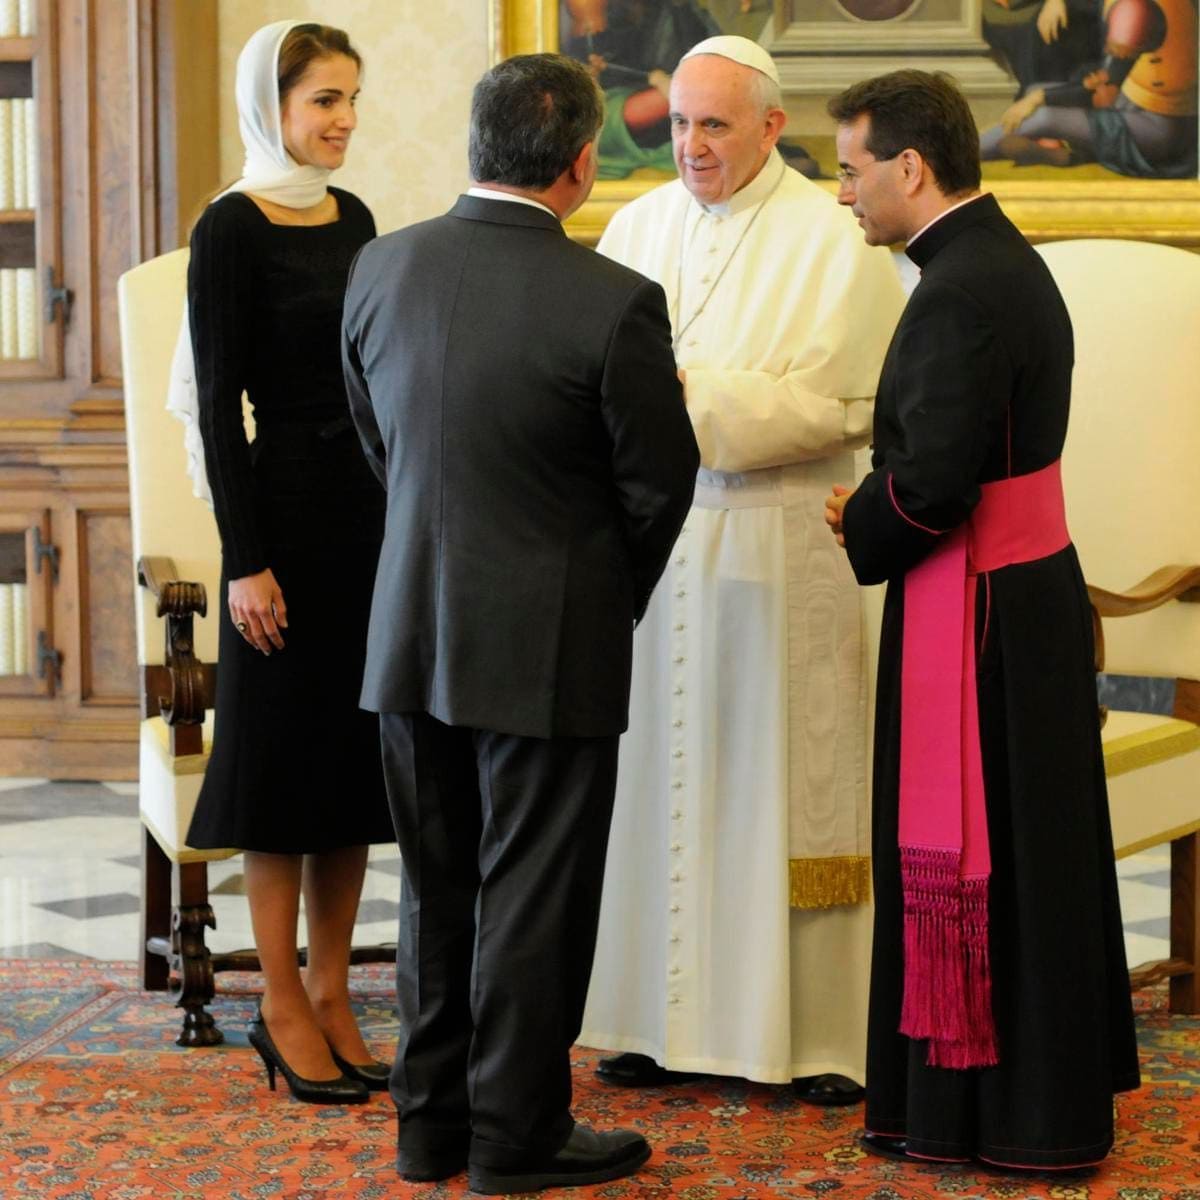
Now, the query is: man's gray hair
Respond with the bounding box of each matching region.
[751,71,783,114]
[470,53,604,190]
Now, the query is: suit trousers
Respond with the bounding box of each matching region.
[380,711,620,1169]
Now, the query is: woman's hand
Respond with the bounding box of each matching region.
[228,568,288,654]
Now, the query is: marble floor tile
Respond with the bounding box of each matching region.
[366,857,403,879]
[35,892,143,920]
[1119,876,1174,921]
[1125,915,1169,942]
[0,777,1174,978]
[1125,931,1173,970]
[1117,850,1169,878]
[0,815,140,859]
[355,898,401,924]
[0,777,48,793]
[0,941,87,958]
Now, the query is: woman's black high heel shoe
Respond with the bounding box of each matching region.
[329,1047,391,1091]
[247,1014,369,1104]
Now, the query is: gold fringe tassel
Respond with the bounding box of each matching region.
[789,855,871,909]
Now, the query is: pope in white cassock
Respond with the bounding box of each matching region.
[579,36,906,1098]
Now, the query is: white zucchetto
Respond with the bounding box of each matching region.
[680,35,780,86]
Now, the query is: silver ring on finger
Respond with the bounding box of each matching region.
[236,620,248,633]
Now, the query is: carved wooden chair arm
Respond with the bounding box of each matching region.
[1086,564,1200,725]
[138,555,208,619]
[136,555,216,746]
[1088,564,1200,618]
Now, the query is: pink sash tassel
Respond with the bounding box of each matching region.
[896,461,1069,1071]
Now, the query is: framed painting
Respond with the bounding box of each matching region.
[489,0,1200,247]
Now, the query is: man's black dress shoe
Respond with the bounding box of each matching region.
[398,1150,468,1183]
[792,1073,865,1106]
[860,1132,909,1161]
[595,1051,703,1087]
[467,1124,651,1194]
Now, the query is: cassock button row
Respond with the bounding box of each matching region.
[675,556,687,565]
[672,749,684,759]
[670,843,682,853]
[672,719,683,729]
[686,339,698,348]
[670,872,682,883]
[671,782,683,792]
[671,807,683,818]
[670,903,681,913]
[673,656,685,664]
[669,966,681,976]
[707,244,718,254]
[669,996,681,1005]
[670,935,681,944]
[675,590,686,599]
[699,275,712,285]
[673,624,685,633]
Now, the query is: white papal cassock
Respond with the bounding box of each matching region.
[579,151,906,1083]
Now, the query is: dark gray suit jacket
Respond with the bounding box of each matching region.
[342,194,699,739]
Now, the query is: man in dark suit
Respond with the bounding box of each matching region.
[822,71,1139,1169]
[342,52,699,1195]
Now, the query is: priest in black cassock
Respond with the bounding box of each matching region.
[823,70,1140,1170]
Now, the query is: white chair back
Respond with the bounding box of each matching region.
[1038,239,1200,683]
[118,248,223,667]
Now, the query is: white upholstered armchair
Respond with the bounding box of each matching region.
[1039,238,1200,1013]
[118,248,234,1045]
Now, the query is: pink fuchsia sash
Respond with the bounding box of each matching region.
[896,459,1070,1069]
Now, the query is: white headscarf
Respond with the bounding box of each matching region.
[167,19,334,506]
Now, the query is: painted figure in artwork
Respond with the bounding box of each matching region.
[979,0,1198,177]
[561,0,719,178]
[982,0,1104,98]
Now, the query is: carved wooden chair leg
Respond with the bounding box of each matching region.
[1170,831,1200,1015]
[140,825,171,991]
[171,860,223,1047]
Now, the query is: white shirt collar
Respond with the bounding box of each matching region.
[467,186,559,220]
[907,192,987,249]
[696,150,786,218]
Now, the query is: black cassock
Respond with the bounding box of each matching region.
[842,194,1140,1169]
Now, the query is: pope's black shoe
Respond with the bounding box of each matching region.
[860,1132,909,1161]
[467,1124,651,1194]
[595,1051,703,1087]
[792,1073,865,1106]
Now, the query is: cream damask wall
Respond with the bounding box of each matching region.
[219,1,489,236]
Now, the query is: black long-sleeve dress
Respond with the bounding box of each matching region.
[185,187,393,853]
[842,195,1139,1168]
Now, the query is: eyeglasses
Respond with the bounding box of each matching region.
[835,153,898,188]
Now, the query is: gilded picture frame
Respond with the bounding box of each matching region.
[490,0,1200,247]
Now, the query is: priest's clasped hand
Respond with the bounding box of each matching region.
[824,484,853,547]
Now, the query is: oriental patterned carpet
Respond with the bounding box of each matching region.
[0,961,1196,1200]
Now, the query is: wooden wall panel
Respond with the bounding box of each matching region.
[76,507,137,703]
[88,0,134,390]
[0,1,218,778]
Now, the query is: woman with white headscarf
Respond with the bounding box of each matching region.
[181,21,392,1105]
